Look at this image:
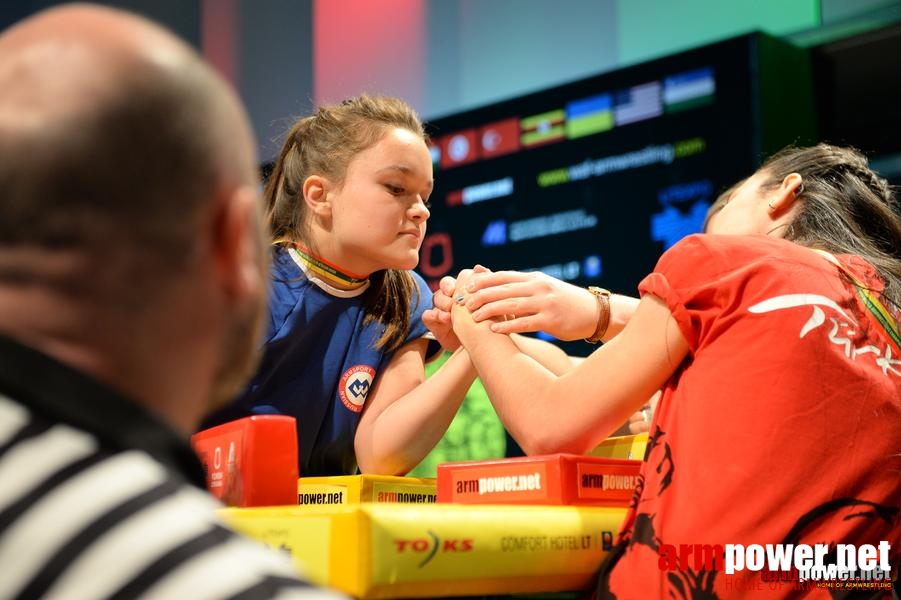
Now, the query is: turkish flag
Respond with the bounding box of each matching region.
[479,117,520,159]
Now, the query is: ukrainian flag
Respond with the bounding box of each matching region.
[566,94,614,139]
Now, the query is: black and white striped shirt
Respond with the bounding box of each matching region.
[0,335,343,600]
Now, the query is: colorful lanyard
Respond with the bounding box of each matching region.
[812,249,901,352]
[291,244,369,287]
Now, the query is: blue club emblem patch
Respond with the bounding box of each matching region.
[339,365,376,412]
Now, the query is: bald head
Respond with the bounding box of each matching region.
[0,5,191,126]
[0,3,258,270]
[0,4,268,431]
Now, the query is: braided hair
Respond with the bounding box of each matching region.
[758,143,901,312]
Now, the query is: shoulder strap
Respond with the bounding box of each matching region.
[811,249,901,352]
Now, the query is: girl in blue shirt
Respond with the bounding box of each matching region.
[203,94,572,476]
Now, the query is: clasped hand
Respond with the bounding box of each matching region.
[422,265,598,351]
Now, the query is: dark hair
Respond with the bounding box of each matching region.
[264,94,428,351]
[759,143,901,311]
[702,180,742,233]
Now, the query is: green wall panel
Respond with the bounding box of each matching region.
[617,0,820,66]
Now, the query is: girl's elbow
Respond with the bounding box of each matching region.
[516,428,595,457]
[356,452,413,476]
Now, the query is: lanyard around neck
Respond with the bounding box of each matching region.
[811,248,901,352]
[292,244,369,287]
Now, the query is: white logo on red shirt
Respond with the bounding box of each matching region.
[749,294,900,377]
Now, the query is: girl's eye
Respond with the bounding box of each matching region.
[386,184,404,195]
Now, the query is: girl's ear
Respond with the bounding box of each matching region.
[768,172,803,214]
[303,175,332,217]
[782,172,803,198]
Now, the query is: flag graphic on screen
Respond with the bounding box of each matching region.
[520,109,566,147]
[565,93,614,139]
[614,81,663,126]
[440,129,478,168]
[479,117,520,158]
[663,67,715,113]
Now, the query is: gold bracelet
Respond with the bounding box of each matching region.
[584,286,612,344]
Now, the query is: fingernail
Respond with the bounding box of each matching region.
[466,283,474,292]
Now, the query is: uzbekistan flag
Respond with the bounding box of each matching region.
[663,67,715,113]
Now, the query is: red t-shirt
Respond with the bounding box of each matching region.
[599,234,901,599]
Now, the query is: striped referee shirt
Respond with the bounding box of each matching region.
[0,334,344,600]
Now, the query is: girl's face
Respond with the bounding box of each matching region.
[325,127,433,274]
[706,170,778,236]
